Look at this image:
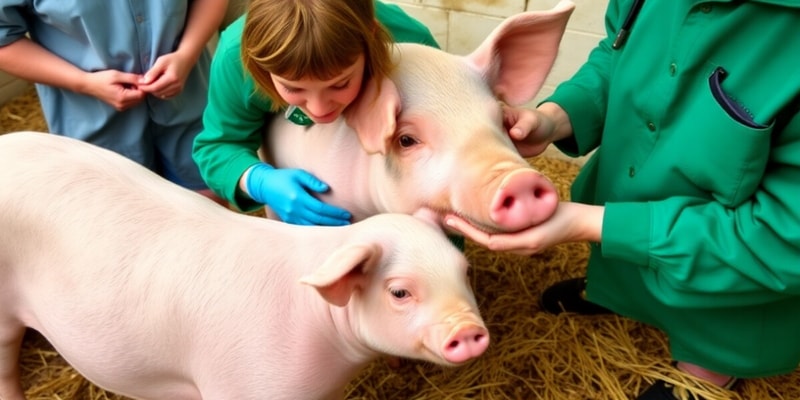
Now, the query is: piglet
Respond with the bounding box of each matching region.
[0,132,488,400]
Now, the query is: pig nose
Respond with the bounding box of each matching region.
[490,169,559,231]
[442,324,489,364]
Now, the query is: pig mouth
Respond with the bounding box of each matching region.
[415,205,501,234]
[446,210,506,235]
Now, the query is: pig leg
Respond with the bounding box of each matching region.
[0,322,26,400]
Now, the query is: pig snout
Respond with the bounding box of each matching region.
[442,323,490,364]
[490,169,559,231]
[424,309,490,365]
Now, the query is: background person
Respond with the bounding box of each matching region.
[0,0,228,204]
[445,1,800,399]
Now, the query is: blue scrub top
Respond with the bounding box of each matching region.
[0,0,211,174]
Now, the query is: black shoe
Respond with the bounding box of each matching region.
[637,379,690,400]
[539,277,613,315]
[636,377,740,400]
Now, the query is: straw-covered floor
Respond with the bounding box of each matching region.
[2,87,798,399]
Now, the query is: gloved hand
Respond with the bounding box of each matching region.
[245,163,352,226]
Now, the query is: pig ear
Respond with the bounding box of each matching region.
[343,76,401,155]
[299,243,382,307]
[465,0,575,106]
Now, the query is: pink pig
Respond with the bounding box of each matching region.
[0,132,488,400]
[264,1,575,233]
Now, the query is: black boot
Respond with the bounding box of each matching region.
[539,277,613,315]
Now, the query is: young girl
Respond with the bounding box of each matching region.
[192,0,438,224]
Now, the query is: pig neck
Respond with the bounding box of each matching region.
[247,222,383,396]
[322,140,390,221]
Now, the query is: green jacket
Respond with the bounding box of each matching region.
[192,1,439,211]
[548,0,800,376]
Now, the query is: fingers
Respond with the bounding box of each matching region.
[114,71,146,87]
[138,62,179,99]
[502,104,537,140]
[109,80,145,111]
[295,171,331,194]
[274,172,351,225]
[444,215,492,245]
[313,201,353,225]
[138,77,178,99]
[444,214,541,255]
[284,200,351,226]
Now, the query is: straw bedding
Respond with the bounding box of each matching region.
[2,87,799,399]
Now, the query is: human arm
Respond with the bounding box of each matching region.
[0,38,146,110]
[457,0,800,309]
[138,0,228,98]
[503,0,630,160]
[445,201,603,255]
[536,0,800,307]
[191,18,272,212]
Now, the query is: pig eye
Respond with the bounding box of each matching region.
[390,288,410,299]
[397,134,418,148]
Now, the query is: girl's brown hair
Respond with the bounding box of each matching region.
[242,0,393,111]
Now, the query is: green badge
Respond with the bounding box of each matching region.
[284,106,314,126]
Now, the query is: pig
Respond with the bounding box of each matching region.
[0,131,488,400]
[264,1,575,234]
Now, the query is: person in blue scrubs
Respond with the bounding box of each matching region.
[0,0,228,204]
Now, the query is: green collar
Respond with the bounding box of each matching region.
[284,106,314,126]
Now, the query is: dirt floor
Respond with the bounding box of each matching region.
[2,87,799,399]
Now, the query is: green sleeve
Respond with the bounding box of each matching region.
[546,0,630,157]
[192,16,274,212]
[602,172,800,307]
[375,1,440,48]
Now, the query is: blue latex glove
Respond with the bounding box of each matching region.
[245,163,352,226]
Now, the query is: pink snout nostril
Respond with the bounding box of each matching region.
[491,172,559,231]
[442,326,490,364]
[500,184,549,209]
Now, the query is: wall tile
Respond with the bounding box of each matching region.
[447,12,504,55]
[526,0,608,36]
[422,0,525,17]
[392,3,449,48]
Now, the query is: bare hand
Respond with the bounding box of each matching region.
[502,103,555,158]
[137,51,193,99]
[443,202,604,256]
[83,70,146,111]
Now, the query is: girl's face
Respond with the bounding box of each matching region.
[271,55,365,124]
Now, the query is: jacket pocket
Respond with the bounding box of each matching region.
[708,67,768,129]
[660,71,772,207]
